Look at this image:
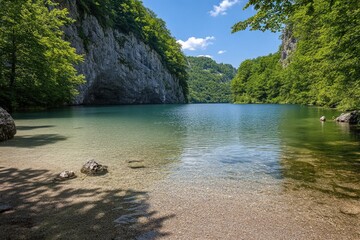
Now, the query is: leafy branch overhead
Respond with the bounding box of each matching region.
[0,0,84,111]
[232,0,320,32]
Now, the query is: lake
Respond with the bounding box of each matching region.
[1,104,359,239]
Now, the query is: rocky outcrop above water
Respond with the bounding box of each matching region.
[0,107,16,142]
[58,1,186,105]
[336,111,360,124]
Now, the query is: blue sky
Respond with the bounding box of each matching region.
[142,0,281,68]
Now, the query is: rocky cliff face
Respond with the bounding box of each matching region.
[280,27,297,67]
[59,1,186,105]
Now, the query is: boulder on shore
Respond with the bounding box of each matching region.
[81,160,108,175]
[0,107,16,142]
[335,111,360,124]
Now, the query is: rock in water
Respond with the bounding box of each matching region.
[54,171,76,181]
[60,171,75,179]
[335,111,360,124]
[81,160,108,175]
[0,107,16,142]
[320,116,326,122]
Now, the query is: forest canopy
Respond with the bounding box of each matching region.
[231,0,360,110]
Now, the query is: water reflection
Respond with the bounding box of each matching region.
[278,107,360,199]
[3,104,359,199]
[169,104,284,184]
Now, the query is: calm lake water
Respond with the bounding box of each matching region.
[1,103,359,238]
[2,104,360,195]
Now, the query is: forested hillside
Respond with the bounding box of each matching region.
[187,56,236,103]
[231,0,360,110]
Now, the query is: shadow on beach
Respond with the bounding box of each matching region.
[0,134,67,149]
[16,125,56,131]
[0,167,174,239]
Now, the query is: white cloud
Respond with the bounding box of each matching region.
[197,55,213,59]
[218,50,226,54]
[177,36,215,51]
[210,0,239,17]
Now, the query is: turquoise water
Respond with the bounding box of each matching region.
[1,104,359,198]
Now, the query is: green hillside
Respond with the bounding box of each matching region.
[187,56,236,103]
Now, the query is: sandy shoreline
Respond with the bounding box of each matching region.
[1,162,359,239]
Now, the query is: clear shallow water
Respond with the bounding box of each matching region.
[1,104,359,198]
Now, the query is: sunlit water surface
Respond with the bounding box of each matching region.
[1,104,359,238]
[2,104,359,193]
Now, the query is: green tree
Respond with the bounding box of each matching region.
[231,53,282,103]
[232,0,360,110]
[0,0,84,111]
[232,0,316,33]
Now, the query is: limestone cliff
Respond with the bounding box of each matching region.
[280,27,297,67]
[59,1,186,105]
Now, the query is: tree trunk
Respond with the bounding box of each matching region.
[8,29,17,113]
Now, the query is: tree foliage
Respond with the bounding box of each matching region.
[231,53,282,103]
[187,56,236,103]
[0,0,84,111]
[231,0,360,110]
[232,0,316,32]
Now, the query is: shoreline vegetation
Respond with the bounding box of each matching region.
[231,0,359,111]
[0,1,358,113]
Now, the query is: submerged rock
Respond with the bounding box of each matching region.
[81,160,108,175]
[340,205,360,216]
[53,171,76,181]
[335,111,360,124]
[0,107,16,142]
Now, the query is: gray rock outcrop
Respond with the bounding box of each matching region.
[336,111,360,124]
[81,160,108,175]
[280,27,297,67]
[0,107,16,142]
[58,1,186,105]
